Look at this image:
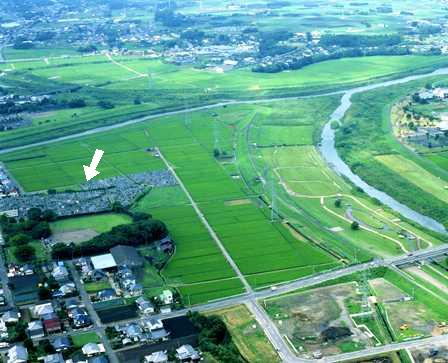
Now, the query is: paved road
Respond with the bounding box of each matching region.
[69,263,119,363]
[103,245,448,362]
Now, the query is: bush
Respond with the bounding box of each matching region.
[14,244,36,262]
[351,221,360,230]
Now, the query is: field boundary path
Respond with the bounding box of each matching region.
[156,148,252,293]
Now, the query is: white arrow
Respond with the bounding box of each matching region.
[83,149,104,181]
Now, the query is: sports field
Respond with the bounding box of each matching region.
[51,213,131,234]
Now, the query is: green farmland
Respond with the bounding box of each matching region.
[1,55,448,151]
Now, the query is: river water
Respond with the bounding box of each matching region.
[319,68,448,235]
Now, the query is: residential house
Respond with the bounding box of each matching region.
[159,290,173,305]
[43,317,62,334]
[65,298,80,310]
[176,345,201,362]
[96,289,117,301]
[28,320,45,339]
[7,345,28,363]
[82,343,105,357]
[69,307,91,328]
[434,87,448,99]
[53,282,76,298]
[2,310,20,324]
[136,297,154,315]
[32,303,54,319]
[52,336,71,352]
[0,318,8,340]
[39,353,64,363]
[51,263,69,282]
[110,245,144,268]
[88,356,109,363]
[145,351,168,363]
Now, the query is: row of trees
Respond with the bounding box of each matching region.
[319,34,402,48]
[51,212,167,259]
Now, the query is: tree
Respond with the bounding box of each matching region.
[351,221,360,230]
[334,199,342,208]
[10,233,31,246]
[27,207,42,221]
[38,287,52,300]
[30,222,51,239]
[14,244,36,262]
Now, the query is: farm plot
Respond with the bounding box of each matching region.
[134,199,244,305]
[264,283,374,357]
[375,154,448,204]
[2,129,164,191]
[209,305,280,363]
[144,111,340,288]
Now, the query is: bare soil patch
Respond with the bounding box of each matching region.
[52,229,98,244]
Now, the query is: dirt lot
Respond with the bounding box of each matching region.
[369,278,407,302]
[52,229,98,244]
[264,283,372,357]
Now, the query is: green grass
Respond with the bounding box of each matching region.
[1,54,447,151]
[71,332,101,348]
[84,281,112,294]
[6,240,48,264]
[209,305,281,363]
[2,129,165,191]
[50,213,132,234]
[376,154,448,204]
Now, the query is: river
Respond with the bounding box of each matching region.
[319,68,448,235]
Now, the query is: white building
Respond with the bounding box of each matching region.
[159,290,173,305]
[145,351,168,363]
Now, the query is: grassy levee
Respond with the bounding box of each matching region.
[1,55,448,150]
[336,75,448,228]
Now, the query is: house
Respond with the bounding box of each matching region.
[159,290,173,305]
[86,270,107,282]
[53,282,76,298]
[28,320,45,339]
[43,317,62,334]
[144,318,164,331]
[2,310,20,323]
[123,323,143,341]
[32,303,54,318]
[82,343,105,357]
[51,263,69,282]
[96,289,117,301]
[176,345,201,362]
[90,254,117,271]
[136,297,154,315]
[110,245,144,268]
[7,345,28,363]
[88,356,109,363]
[40,353,64,363]
[434,87,448,99]
[69,308,91,328]
[52,336,71,352]
[0,318,8,340]
[145,351,168,363]
[65,298,80,310]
